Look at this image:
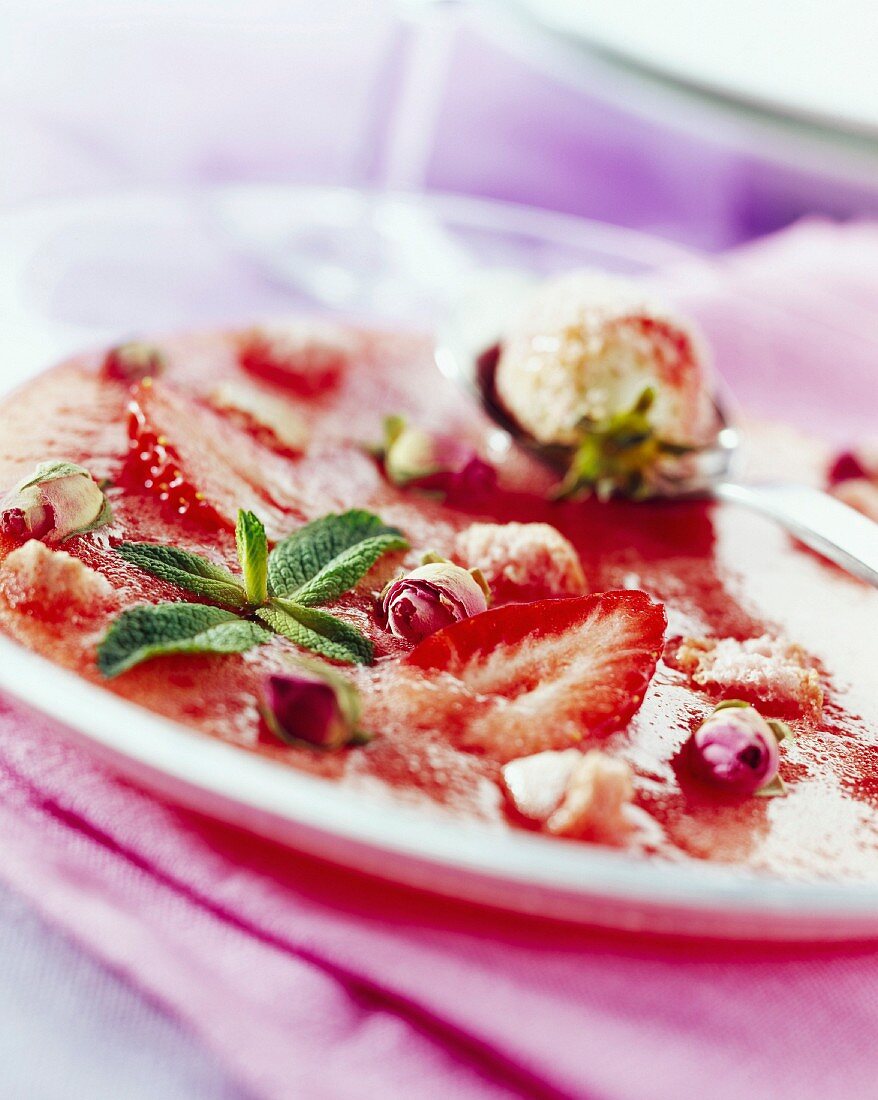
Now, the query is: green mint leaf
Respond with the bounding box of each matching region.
[292,532,408,606]
[117,543,247,609]
[235,509,268,606]
[257,599,373,665]
[97,602,271,678]
[267,510,407,602]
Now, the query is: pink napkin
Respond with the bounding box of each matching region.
[2,219,877,1100]
[672,218,878,442]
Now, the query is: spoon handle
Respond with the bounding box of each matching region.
[715,481,878,587]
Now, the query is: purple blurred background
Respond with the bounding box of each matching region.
[3,0,878,252]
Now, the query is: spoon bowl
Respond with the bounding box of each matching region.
[436,273,878,587]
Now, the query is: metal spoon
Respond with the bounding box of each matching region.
[435,276,878,588]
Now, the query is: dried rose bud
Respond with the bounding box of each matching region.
[377,416,496,496]
[382,561,489,643]
[687,700,791,797]
[261,663,367,750]
[827,441,878,486]
[103,342,165,382]
[827,450,866,485]
[0,461,110,544]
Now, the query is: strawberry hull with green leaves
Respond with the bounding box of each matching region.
[0,320,875,881]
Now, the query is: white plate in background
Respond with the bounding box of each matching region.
[514,0,878,139]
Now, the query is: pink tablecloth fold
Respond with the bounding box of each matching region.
[2,220,878,1100]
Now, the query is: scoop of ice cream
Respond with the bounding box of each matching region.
[453,521,585,602]
[494,272,716,451]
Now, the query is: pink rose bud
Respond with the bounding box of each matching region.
[828,440,878,485]
[687,700,790,796]
[261,664,366,750]
[379,416,496,496]
[0,461,110,544]
[103,341,165,382]
[382,561,489,643]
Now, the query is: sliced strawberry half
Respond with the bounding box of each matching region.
[237,323,355,396]
[401,590,666,761]
[122,380,307,537]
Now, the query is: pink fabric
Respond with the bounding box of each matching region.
[661,218,878,442]
[2,220,878,1100]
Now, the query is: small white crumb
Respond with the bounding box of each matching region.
[502,748,653,845]
[501,748,581,822]
[1,540,113,611]
[453,521,585,602]
[676,634,823,717]
[545,750,635,840]
[210,380,309,452]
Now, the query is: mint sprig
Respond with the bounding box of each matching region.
[98,509,407,676]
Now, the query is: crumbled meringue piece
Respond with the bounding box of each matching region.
[1,540,113,612]
[453,521,585,603]
[502,748,651,844]
[545,750,636,839]
[675,634,823,717]
[501,748,581,823]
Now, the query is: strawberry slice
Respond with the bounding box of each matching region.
[122,380,308,537]
[401,590,666,761]
[237,322,355,396]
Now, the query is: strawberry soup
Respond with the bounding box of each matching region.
[0,317,876,882]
